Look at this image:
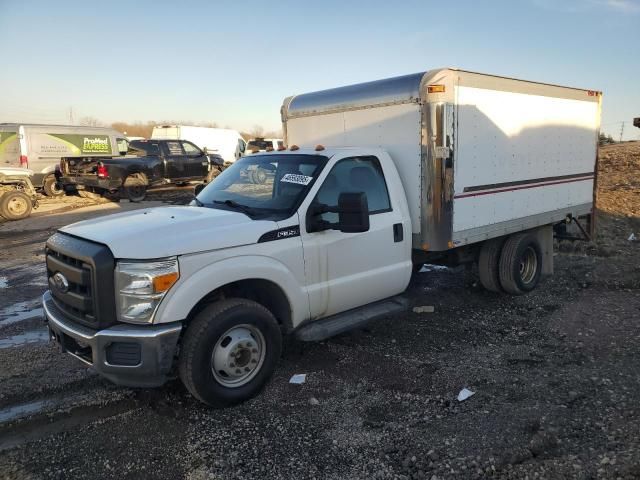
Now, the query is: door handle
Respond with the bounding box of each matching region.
[393,223,403,242]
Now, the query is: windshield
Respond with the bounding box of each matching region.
[195,154,328,219]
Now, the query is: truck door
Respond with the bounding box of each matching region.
[181,141,209,179]
[300,155,412,319]
[162,141,188,180]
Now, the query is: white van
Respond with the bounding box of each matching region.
[0,124,128,196]
[151,125,246,164]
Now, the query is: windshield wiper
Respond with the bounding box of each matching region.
[212,199,256,216]
[192,197,204,207]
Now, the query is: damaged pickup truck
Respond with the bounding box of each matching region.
[44,69,600,407]
[58,139,224,201]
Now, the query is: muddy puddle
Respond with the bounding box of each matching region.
[0,299,43,327]
[0,328,49,349]
[0,400,49,423]
[0,398,139,451]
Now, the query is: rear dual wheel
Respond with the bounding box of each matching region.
[478,233,542,295]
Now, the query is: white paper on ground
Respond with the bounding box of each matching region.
[628,233,637,241]
[289,374,307,384]
[457,388,475,402]
[413,306,435,313]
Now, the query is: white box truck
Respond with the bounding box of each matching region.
[151,125,247,164]
[0,124,129,196]
[43,68,600,407]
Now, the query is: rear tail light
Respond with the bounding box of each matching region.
[20,155,28,167]
[97,163,108,179]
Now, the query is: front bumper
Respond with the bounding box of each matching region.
[43,291,182,387]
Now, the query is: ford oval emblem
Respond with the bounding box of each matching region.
[53,272,69,293]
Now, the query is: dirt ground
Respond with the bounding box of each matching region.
[0,144,638,480]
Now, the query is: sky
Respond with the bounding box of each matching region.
[1,0,639,139]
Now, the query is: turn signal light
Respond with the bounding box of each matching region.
[290,145,299,151]
[427,85,446,93]
[19,155,28,167]
[153,271,179,293]
[315,145,325,151]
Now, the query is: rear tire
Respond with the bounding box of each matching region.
[499,233,543,295]
[179,298,282,408]
[0,191,32,220]
[123,174,147,202]
[478,237,505,292]
[43,175,64,197]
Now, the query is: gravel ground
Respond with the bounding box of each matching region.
[0,144,638,479]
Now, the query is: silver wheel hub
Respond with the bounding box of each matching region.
[211,324,265,387]
[519,246,538,284]
[8,196,28,215]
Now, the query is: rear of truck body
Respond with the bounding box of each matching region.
[282,68,600,255]
[0,123,129,193]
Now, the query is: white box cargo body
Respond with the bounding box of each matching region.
[281,68,600,251]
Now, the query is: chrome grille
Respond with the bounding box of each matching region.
[46,246,96,325]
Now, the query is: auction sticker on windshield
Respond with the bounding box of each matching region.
[280,174,313,185]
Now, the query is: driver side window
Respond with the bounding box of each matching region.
[182,141,201,155]
[313,156,391,223]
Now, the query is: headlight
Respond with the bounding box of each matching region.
[115,258,179,324]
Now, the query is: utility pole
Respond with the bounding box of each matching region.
[619,121,624,142]
[68,107,74,125]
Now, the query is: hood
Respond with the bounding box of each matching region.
[60,206,277,259]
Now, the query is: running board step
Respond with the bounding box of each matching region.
[294,296,409,342]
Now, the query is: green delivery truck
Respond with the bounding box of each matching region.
[0,124,129,196]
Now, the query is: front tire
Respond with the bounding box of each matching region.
[0,191,32,220]
[179,298,282,407]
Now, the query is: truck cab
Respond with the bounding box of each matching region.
[45,147,412,406]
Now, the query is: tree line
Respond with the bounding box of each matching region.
[79,117,281,140]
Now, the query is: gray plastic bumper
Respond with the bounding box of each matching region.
[43,291,182,387]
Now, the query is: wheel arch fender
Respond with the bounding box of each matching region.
[153,255,309,330]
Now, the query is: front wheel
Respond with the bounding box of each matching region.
[0,191,32,220]
[178,298,282,407]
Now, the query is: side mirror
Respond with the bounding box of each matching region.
[337,192,369,233]
[306,192,369,233]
